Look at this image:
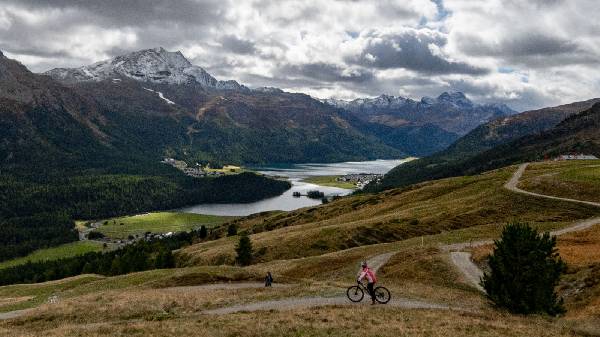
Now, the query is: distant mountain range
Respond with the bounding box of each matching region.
[323,92,516,135]
[1,47,520,171]
[365,98,600,192]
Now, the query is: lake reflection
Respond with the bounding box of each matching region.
[178,158,412,216]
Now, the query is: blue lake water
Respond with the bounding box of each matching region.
[178,158,413,216]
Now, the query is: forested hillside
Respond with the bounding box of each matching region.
[365,99,600,192]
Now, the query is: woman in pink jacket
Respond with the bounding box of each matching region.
[357,261,377,304]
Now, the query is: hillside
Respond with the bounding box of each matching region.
[1,162,600,336]
[44,48,404,164]
[0,51,291,262]
[45,48,515,161]
[366,98,600,192]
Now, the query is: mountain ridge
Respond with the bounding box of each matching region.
[45,47,248,91]
[322,91,517,136]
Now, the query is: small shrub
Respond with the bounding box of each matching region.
[87,231,105,240]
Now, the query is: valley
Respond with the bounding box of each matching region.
[1,161,600,336]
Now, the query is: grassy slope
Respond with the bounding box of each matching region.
[0,241,106,270]
[2,162,600,336]
[97,212,233,239]
[519,160,600,203]
[302,175,357,189]
[178,165,599,265]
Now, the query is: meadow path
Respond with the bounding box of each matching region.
[5,162,600,320]
[449,162,600,291]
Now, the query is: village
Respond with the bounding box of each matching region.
[161,158,242,178]
[336,173,384,189]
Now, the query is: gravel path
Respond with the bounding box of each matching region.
[164,282,292,292]
[505,163,600,208]
[203,295,451,315]
[449,163,600,291]
[449,252,484,292]
[0,309,33,321]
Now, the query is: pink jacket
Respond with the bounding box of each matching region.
[358,267,377,283]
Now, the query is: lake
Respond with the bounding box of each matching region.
[178,158,413,216]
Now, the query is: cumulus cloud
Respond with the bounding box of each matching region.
[0,0,598,110]
[344,28,488,75]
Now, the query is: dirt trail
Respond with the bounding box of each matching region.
[6,163,600,320]
[164,282,291,292]
[0,309,32,320]
[203,295,451,315]
[367,252,395,272]
[450,163,600,291]
[505,163,600,208]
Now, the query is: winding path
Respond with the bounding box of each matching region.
[449,163,600,291]
[4,163,600,320]
[202,252,454,315]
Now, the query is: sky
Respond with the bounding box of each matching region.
[0,0,598,111]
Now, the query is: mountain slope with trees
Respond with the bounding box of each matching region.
[365,99,600,192]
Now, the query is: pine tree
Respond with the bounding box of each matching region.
[481,222,566,315]
[199,225,208,239]
[235,233,253,266]
[227,223,238,236]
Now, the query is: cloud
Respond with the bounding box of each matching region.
[219,35,257,55]
[345,29,488,75]
[0,0,599,111]
[279,62,374,83]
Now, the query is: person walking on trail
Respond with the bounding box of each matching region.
[265,272,273,287]
[357,261,377,304]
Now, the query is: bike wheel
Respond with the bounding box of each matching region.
[346,286,364,302]
[374,286,391,304]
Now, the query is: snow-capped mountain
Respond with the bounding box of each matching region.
[45,47,247,90]
[323,92,517,135]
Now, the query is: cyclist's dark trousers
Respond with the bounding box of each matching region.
[367,283,375,302]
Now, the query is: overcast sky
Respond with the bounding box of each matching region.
[1,0,598,111]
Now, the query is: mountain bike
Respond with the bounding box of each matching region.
[346,281,391,304]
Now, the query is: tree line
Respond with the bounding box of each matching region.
[0,171,290,263]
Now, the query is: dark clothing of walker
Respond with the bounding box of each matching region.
[367,282,375,302]
[265,272,273,287]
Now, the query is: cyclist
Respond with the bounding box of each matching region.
[357,261,377,304]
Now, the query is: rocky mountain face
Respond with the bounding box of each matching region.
[45,47,247,91]
[37,49,402,164]
[38,47,520,162]
[323,92,517,136]
[364,98,600,193]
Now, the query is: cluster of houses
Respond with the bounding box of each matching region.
[554,154,599,161]
[336,173,383,189]
[161,158,242,178]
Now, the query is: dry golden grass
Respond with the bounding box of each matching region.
[179,167,599,267]
[519,160,600,203]
[3,163,600,336]
[0,305,579,337]
[557,224,600,267]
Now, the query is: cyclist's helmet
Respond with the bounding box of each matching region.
[361,261,368,268]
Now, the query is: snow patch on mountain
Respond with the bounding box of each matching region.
[143,87,176,105]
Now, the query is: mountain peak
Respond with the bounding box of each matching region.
[44,47,246,91]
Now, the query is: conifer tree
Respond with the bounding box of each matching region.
[235,233,253,266]
[482,222,566,315]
